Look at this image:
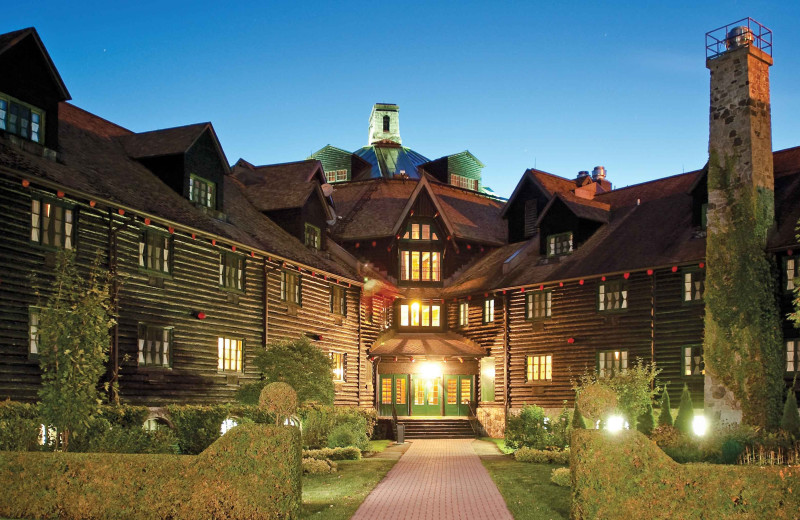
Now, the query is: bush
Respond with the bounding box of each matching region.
[84,427,178,454]
[574,361,661,426]
[300,405,376,449]
[571,401,587,430]
[0,401,40,451]
[514,447,570,464]
[0,423,302,520]
[781,389,800,438]
[657,390,673,427]
[549,405,572,448]
[674,384,694,434]
[166,404,230,454]
[302,457,338,475]
[636,400,655,436]
[327,423,370,451]
[303,446,362,460]
[550,467,571,487]
[505,405,550,449]
[261,382,298,425]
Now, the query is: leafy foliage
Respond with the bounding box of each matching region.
[303,446,361,460]
[36,250,115,451]
[674,384,694,434]
[571,401,587,430]
[302,457,337,474]
[550,467,571,487]
[236,336,335,406]
[299,405,376,449]
[166,404,231,455]
[327,423,370,451]
[0,401,40,451]
[505,405,551,450]
[514,447,570,464]
[636,399,655,436]
[704,151,785,429]
[657,390,673,427]
[781,389,800,438]
[260,381,298,425]
[574,361,661,427]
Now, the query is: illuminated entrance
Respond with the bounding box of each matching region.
[379,371,474,416]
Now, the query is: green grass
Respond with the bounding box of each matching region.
[366,439,392,453]
[300,458,396,520]
[482,456,571,520]
[479,436,514,454]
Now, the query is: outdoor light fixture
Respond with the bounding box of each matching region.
[606,415,626,433]
[692,414,709,436]
[420,361,442,379]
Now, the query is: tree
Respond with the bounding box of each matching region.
[573,360,661,426]
[236,336,334,405]
[674,384,694,434]
[571,401,587,430]
[781,388,800,438]
[636,399,655,436]
[37,250,115,451]
[260,382,298,426]
[658,390,673,427]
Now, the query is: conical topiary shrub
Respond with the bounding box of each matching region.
[781,389,800,438]
[572,400,587,430]
[658,390,673,427]
[637,400,655,436]
[674,384,694,434]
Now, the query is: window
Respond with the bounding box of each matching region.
[189,174,215,209]
[483,298,495,323]
[683,271,704,302]
[28,307,40,356]
[381,377,392,404]
[526,290,552,320]
[31,199,74,249]
[138,324,173,368]
[526,355,552,382]
[305,223,321,250]
[382,115,390,132]
[401,221,440,241]
[598,281,627,311]
[0,92,44,143]
[399,302,441,328]
[701,203,708,230]
[450,173,479,191]
[785,257,798,292]
[330,352,345,382]
[524,199,538,238]
[330,285,347,316]
[139,230,171,274]
[280,271,301,305]
[218,337,243,372]
[481,357,496,402]
[327,169,348,183]
[219,252,244,291]
[683,345,704,376]
[597,350,628,378]
[547,232,573,256]
[787,339,799,374]
[400,250,441,281]
[458,302,469,327]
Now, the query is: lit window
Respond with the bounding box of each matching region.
[0,92,45,143]
[305,223,321,250]
[218,337,243,372]
[381,377,392,404]
[526,290,552,319]
[327,169,348,183]
[400,250,441,281]
[683,345,704,376]
[138,324,173,368]
[788,339,799,374]
[219,252,244,291]
[785,258,797,292]
[547,232,573,256]
[31,199,75,250]
[526,355,552,382]
[280,271,301,305]
[598,280,627,311]
[450,173,478,191]
[139,229,171,274]
[597,350,628,378]
[480,357,496,402]
[399,302,441,328]
[483,298,495,323]
[458,302,469,327]
[330,285,347,316]
[330,352,345,382]
[401,221,439,241]
[189,174,215,209]
[28,307,40,356]
[683,271,704,302]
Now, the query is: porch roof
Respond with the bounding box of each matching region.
[369,331,487,358]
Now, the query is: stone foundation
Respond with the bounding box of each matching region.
[476,406,506,438]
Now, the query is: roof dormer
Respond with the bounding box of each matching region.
[536,194,609,257]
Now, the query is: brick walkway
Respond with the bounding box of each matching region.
[351,439,514,520]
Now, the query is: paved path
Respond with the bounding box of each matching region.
[351,439,514,520]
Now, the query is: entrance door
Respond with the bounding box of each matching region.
[411,375,442,416]
[444,375,474,416]
[379,374,409,416]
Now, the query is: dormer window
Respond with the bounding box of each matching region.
[399,219,443,283]
[450,174,478,191]
[402,222,439,241]
[189,174,215,209]
[547,232,573,257]
[0,93,44,144]
[328,169,348,183]
[305,223,321,250]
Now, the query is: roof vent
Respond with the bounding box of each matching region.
[577,170,590,180]
[592,166,606,181]
[726,25,754,50]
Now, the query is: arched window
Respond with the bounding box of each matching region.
[382,115,390,132]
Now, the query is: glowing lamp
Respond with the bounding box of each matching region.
[420,362,442,379]
[692,414,708,437]
[89,201,96,207]
[21,179,30,187]
[606,415,626,433]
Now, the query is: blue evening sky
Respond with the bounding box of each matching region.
[6,1,800,198]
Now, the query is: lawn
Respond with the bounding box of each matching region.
[479,436,514,454]
[366,439,392,453]
[300,458,396,520]
[482,456,571,520]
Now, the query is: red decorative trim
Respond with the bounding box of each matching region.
[231,245,236,252]
[647,269,654,276]
[89,201,96,207]
[699,262,705,269]
[118,209,125,216]
[56,190,64,198]
[579,279,584,285]
[559,282,564,287]
[144,218,151,226]
[168,227,174,234]
[567,337,575,344]
[623,272,630,279]
[601,276,606,281]
[671,266,678,273]
[191,233,196,240]
[21,179,30,187]
[211,239,217,246]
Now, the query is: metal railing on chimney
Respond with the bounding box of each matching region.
[706,18,772,60]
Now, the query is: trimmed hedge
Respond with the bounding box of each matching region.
[303,446,361,460]
[571,429,800,520]
[514,447,570,464]
[0,400,40,451]
[550,467,571,487]
[0,423,301,520]
[302,457,338,474]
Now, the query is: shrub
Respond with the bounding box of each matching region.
[300,405,376,449]
[84,427,178,454]
[657,390,673,427]
[166,404,230,454]
[781,389,800,438]
[302,457,338,475]
[303,446,362,460]
[571,401,587,430]
[574,361,661,426]
[0,401,40,451]
[674,384,694,434]
[549,404,572,448]
[650,425,681,449]
[327,423,370,451]
[514,447,570,464]
[720,438,745,464]
[261,382,298,425]
[505,405,550,449]
[550,467,571,487]
[636,400,655,436]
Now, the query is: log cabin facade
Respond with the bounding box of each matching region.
[0,26,798,435]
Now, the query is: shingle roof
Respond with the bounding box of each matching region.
[118,123,211,158]
[0,27,70,100]
[595,170,703,208]
[231,159,324,212]
[369,331,487,357]
[0,103,357,280]
[769,148,800,250]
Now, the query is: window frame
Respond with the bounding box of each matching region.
[398,301,442,329]
[483,298,495,324]
[304,222,321,250]
[28,306,40,359]
[682,269,705,304]
[458,301,469,328]
[280,270,302,306]
[0,91,45,144]
[787,338,799,375]
[330,352,346,382]
[597,350,628,378]
[219,251,245,292]
[526,290,552,320]
[217,336,244,373]
[137,324,174,369]
[597,280,628,312]
[139,228,173,276]
[330,284,347,316]
[30,197,76,250]
[188,174,216,210]
[526,354,553,383]
[450,173,479,191]
[327,169,348,183]
[547,231,574,257]
[783,257,798,294]
[682,345,704,378]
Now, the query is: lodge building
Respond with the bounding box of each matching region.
[0,23,798,435]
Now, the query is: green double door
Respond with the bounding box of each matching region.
[444,375,473,416]
[379,374,409,417]
[380,373,473,416]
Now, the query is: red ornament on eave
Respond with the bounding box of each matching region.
[699,262,705,269]
[168,227,174,234]
[231,245,236,252]
[520,287,525,293]
[118,209,125,216]
[567,337,575,344]
[371,241,377,247]
[89,200,96,208]
[56,190,64,198]
[467,244,472,250]
[467,295,472,301]
[647,269,654,276]
[788,249,794,256]
[250,251,255,257]
[21,179,30,188]
[211,239,217,246]
[539,284,544,291]
[559,282,564,287]
[144,218,151,226]
[196,312,207,320]
[601,276,606,282]
[579,279,584,285]
[355,242,360,248]
[671,266,678,273]
[191,233,196,240]
[623,272,630,280]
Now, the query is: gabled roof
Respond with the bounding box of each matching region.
[536,193,610,226]
[117,123,228,166]
[390,175,455,238]
[500,168,577,218]
[597,169,704,208]
[769,146,800,250]
[0,28,70,100]
[231,159,331,215]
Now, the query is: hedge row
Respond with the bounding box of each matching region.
[514,447,570,464]
[303,446,361,460]
[571,429,800,519]
[0,423,301,520]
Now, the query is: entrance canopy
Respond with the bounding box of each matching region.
[369,331,487,359]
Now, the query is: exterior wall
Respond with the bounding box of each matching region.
[184,131,228,210]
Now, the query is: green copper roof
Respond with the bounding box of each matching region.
[354,145,430,179]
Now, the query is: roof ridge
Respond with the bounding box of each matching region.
[596,169,702,196]
[60,102,133,136]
